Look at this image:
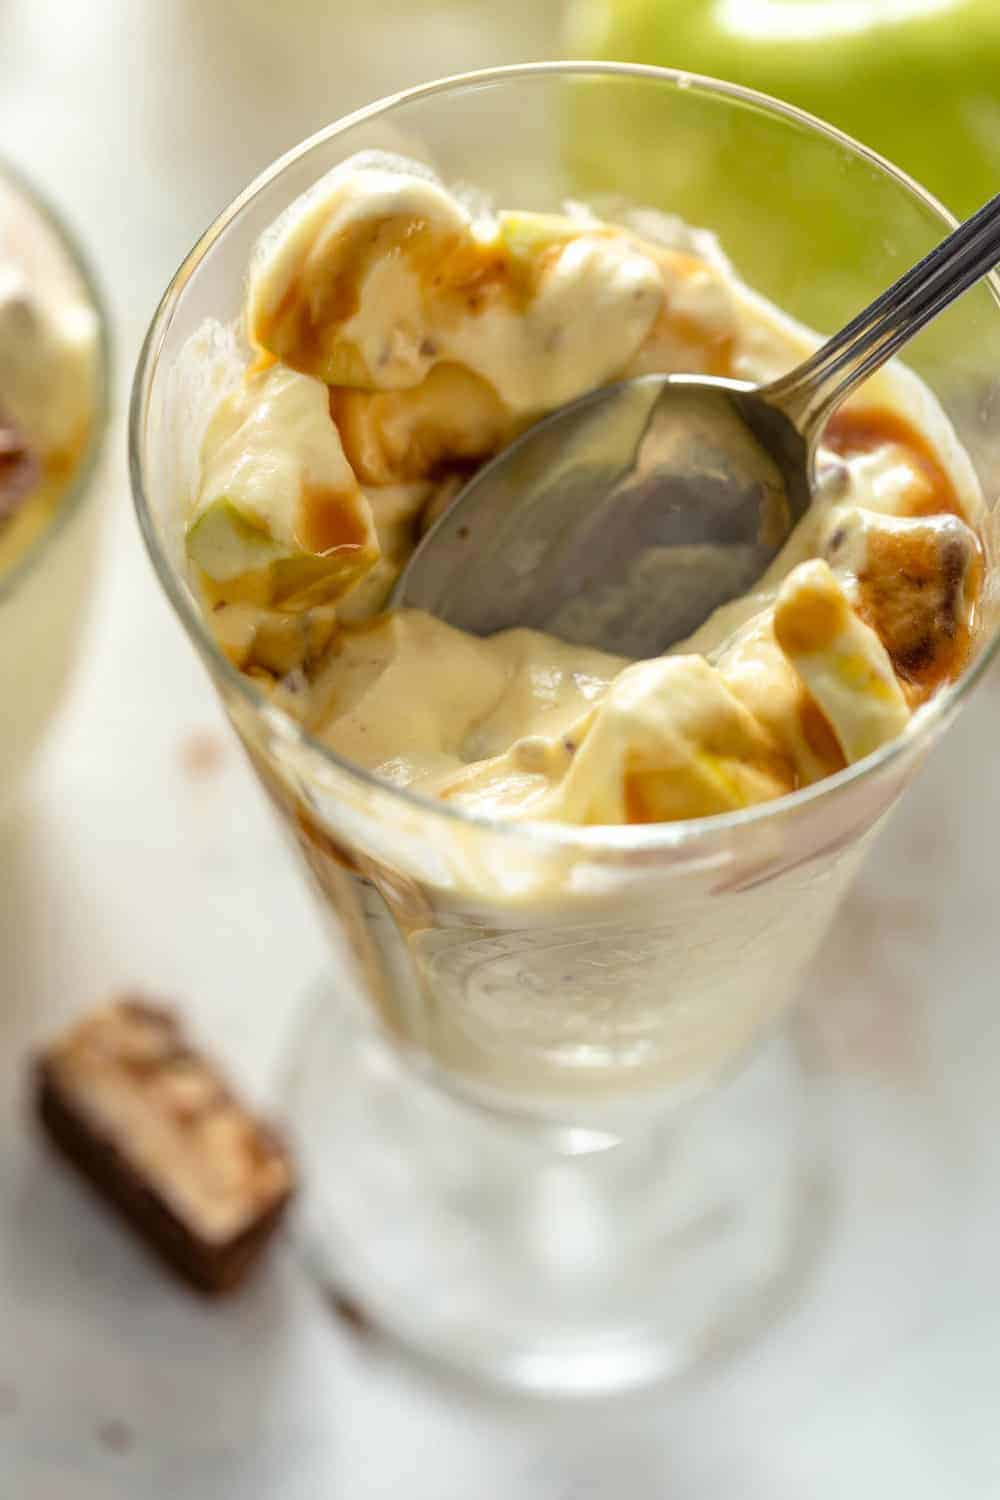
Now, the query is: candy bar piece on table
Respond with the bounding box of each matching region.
[36,997,295,1294]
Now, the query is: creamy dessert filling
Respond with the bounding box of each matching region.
[180,153,983,827]
[0,262,97,578]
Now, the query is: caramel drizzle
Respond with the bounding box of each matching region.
[824,404,983,699]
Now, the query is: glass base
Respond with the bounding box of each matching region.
[285,981,832,1397]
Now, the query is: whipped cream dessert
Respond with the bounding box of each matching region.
[0,172,101,806]
[179,153,983,832]
[0,263,95,579]
[153,150,995,1107]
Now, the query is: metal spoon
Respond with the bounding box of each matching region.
[393,191,1000,659]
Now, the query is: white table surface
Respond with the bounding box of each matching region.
[2,4,999,1495]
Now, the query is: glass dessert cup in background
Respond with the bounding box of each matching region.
[130,65,1000,1396]
[0,161,109,815]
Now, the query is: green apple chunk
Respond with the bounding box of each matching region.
[496,210,582,261]
[185,362,379,609]
[187,499,361,608]
[186,499,285,582]
[564,0,1000,370]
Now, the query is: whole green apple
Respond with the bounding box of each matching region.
[564,0,1000,351]
[569,0,1000,218]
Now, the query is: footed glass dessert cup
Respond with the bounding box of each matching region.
[130,64,1000,1396]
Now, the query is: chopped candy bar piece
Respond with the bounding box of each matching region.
[36,998,295,1295]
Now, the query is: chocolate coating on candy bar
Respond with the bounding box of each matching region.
[0,404,40,523]
[36,997,295,1294]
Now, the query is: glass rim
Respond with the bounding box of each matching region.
[128,59,1000,856]
[0,154,112,605]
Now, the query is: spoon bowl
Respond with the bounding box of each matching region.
[393,188,1000,656]
[393,374,809,657]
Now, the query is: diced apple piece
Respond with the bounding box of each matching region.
[496,210,584,261]
[186,500,285,582]
[209,600,340,676]
[187,363,378,608]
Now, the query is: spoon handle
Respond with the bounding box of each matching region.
[766,190,1000,438]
